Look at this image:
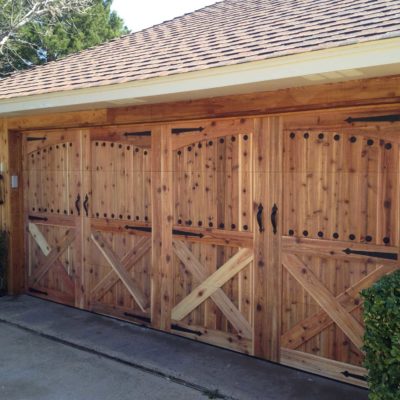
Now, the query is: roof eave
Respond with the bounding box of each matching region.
[1,37,400,117]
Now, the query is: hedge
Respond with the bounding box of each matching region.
[362,270,400,400]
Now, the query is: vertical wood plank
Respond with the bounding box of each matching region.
[151,126,173,331]
[253,116,282,362]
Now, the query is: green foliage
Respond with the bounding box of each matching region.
[362,270,400,400]
[0,0,129,75]
[0,230,7,294]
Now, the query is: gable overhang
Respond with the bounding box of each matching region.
[0,37,399,117]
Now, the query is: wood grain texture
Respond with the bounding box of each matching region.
[253,116,283,362]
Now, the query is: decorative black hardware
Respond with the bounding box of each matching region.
[343,248,398,261]
[171,324,202,336]
[0,174,4,205]
[28,215,48,221]
[172,127,204,135]
[341,370,367,381]
[124,131,152,137]
[125,225,152,233]
[29,287,48,295]
[125,226,204,238]
[271,204,278,235]
[75,194,81,216]
[257,203,264,233]
[345,114,400,124]
[173,229,204,238]
[27,137,47,142]
[124,312,151,323]
[83,194,89,217]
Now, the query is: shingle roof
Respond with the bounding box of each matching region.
[0,0,399,100]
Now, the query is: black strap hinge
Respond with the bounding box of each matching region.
[29,287,48,296]
[125,225,152,233]
[341,370,367,381]
[124,131,152,137]
[343,248,398,261]
[172,229,204,238]
[172,127,204,135]
[346,114,400,124]
[124,312,151,324]
[171,324,202,336]
[28,216,48,222]
[27,137,47,141]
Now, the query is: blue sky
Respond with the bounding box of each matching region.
[111,0,218,32]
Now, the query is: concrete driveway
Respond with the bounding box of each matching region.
[0,295,369,400]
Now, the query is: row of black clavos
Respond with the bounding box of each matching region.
[31,143,72,157]
[176,219,249,230]
[31,207,74,215]
[176,135,249,156]
[287,229,390,244]
[94,213,149,221]
[289,132,393,149]
[94,142,149,155]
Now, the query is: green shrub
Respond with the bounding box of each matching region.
[362,270,400,400]
[0,230,7,294]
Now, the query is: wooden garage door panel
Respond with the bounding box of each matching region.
[170,119,256,353]
[90,140,151,222]
[281,254,377,366]
[27,223,76,302]
[172,241,252,334]
[88,230,151,316]
[283,130,399,245]
[173,131,253,232]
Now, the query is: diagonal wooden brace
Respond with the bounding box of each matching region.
[91,232,149,312]
[282,253,365,350]
[172,248,253,322]
[173,240,252,339]
[30,227,76,285]
[91,236,151,300]
[281,264,397,349]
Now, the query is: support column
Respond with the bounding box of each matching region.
[151,125,173,330]
[253,116,283,361]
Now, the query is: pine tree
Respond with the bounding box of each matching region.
[0,0,129,76]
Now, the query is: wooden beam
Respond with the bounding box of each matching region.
[28,223,51,256]
[151,125,173,330]
[108,75,400,125]
[172,240,253,339]
[91,236,151,300]
[253,116,283,362]
[172,248,253,321]
[280,348,368,388]
[91,232,149,312]
[31,229,76,285]
[281,264,397,349]
[282,253,365,350]
[4,76,400,131]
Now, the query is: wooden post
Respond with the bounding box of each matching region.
[253,116,283,361]
[0,122,25,295]
[151,125,173,330]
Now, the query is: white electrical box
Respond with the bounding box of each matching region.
[11,175,18,188]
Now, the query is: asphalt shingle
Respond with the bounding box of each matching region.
[0,0,399,100]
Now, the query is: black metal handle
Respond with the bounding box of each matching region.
[75,194,81,216]
[257,204,264,233]
[83,194,89,217]
[271,204,278,235]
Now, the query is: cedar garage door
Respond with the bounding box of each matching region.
[22,107,400,387]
